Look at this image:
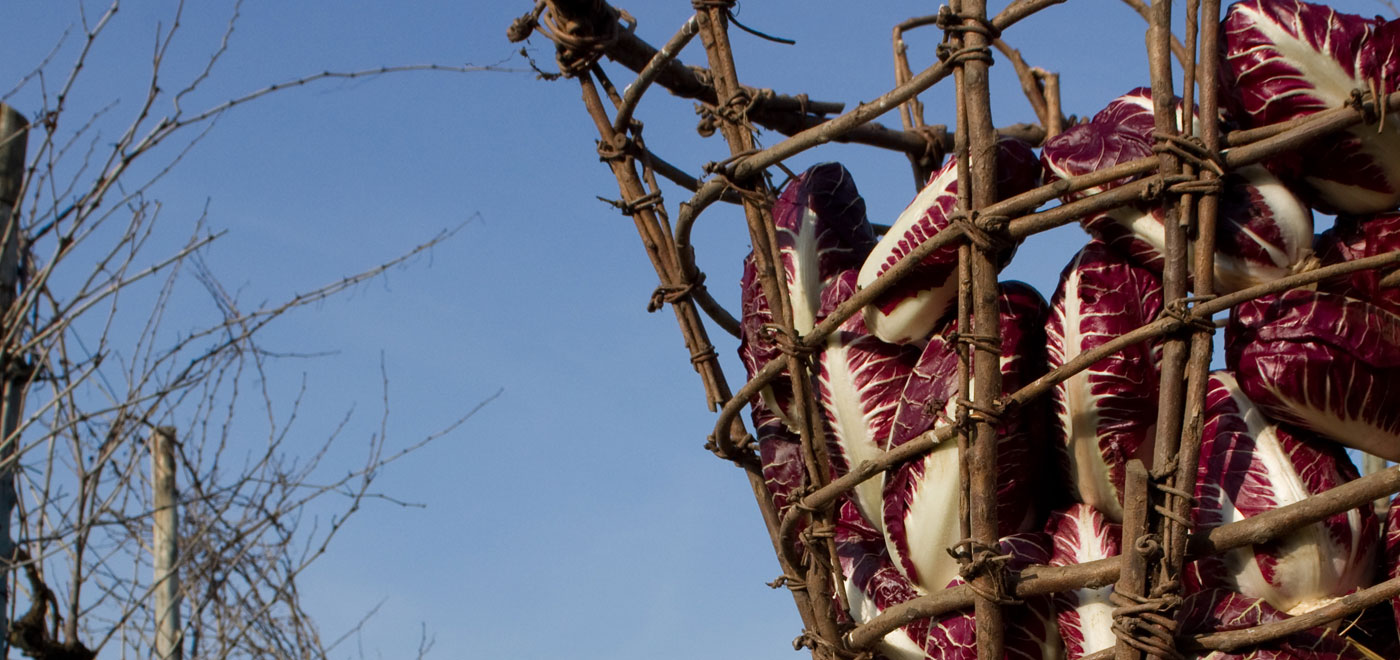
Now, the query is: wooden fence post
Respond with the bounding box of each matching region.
[0,102,28,652]
[152,426,182,660]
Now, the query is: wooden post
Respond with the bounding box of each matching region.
[0,102,28,652]
[151,426,182,660]
[1114,460,1151,660]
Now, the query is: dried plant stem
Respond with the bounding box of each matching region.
[576,65,828,642]
[1114,461,1151,660]
[693,6,845,652]
[1169,0,1221,589]
[951,0,1008,653]
[611,15,699,133]
[1189,574,1400,652]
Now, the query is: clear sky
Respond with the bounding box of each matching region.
[0,1,1389,659]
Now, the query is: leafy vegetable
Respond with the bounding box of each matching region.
[1188,372,1376,616]
[1178,588,1375,659]
[1227,289,1400,461]
[740,163,880,428]
[817,269,921,532]
[1047,240,1163,521]
[1045,503,1121,660]
[1040,88,1313,292]
[1222,0,1400,214]
[740,255,798,429]
[858,137,1042,344]
[882,282,1051,592]
[837,500,1064,660]
[1315,211,1400,317]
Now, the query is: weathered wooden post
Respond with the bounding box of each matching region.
[0,102,28,652]
[151,425,182,660]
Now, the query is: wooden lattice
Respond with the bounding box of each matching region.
[511,1,1400,658]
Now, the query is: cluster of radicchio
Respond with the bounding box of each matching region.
[1040,87,1315,294]
[741,160,1065,658]
[733,1,1400,655]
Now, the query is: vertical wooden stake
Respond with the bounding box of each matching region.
[0,103,28,652]
[152,426,182,660]
[1114,460,1151,660]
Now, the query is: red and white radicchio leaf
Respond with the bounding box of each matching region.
[882,282,1051,592]
[1041,88,1313,291]
[1316,211,1400,318]
[1189,372,1376,616]
[740,255,798,428]
[1227,289,1400,461]
[1223,0,1400,214]
[1047,240,1162,522]
[753,402,806,538]
[774,162,878,333]
[740,163,877,429]
[818,270,920,531]
[858,137,1042,345]
[1178,589,1376,660]
[837,503,1063,660]
[1045,504,1121,660]
[1210,165,1314,294]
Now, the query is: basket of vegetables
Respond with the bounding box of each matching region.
[513,0,1400,657]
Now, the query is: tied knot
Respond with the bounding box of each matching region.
[953,397,1004,427]
[1140,174,1197,201]
[599,190,663,217]
[947,539,1021,605]
[1157,296,1217,334]
[1151,131,1225,177]
[595,133,632,162]
[936,43,994,66]
[1149,459,1197,529]
[934,6,1002,39]
[934,7,999,65]
[950,211,1013,253]
[1109,590,1186,660]
[647,271,704,311]
[506,1,546,43]
[945,329,1002,356]
[534,4,636,77]
[792,630,841,654]
[767,573,806,590]
[698,155,772,205]
[704,430,755,465]
[1349,88,1382,126]
[766,324,819,360]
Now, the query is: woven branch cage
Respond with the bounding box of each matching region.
[511,1,1400,658]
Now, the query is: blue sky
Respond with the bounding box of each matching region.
[0,1,1390,659]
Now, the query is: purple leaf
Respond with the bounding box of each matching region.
[1188,372,1377,616]
[1315,211,1400,318]
[1223,0,1400,214]
[1227,289,1400,461]
[858,137,1042,345]
[1041,87,1313,291]
[1178,588,1376,659]
[740,163,878,428]
[774,162,878,334]
[837,502,1064,660]
[1045,503,1121,660]
[1047,241,1163,522]
[818,270,921,531]
[882,282,1051,592]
